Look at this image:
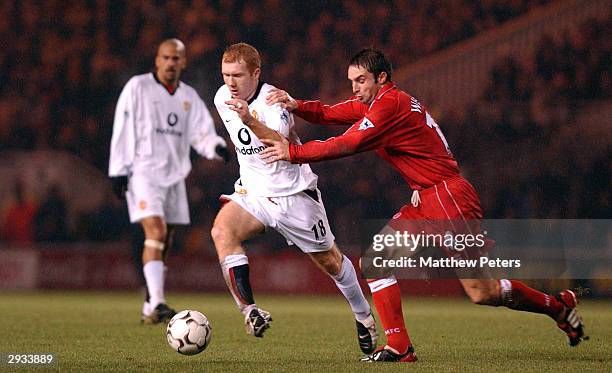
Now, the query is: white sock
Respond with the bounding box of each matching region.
[367,276,397,293]
[220,254,255,314]
[332,255,371,321]
[143,260,165,308]
[142,301,152,316]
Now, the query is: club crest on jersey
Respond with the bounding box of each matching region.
[358,117,375,131]
[280,111,289,122]
[183,101,191,111]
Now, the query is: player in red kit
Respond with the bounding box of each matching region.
[262,48,587,362]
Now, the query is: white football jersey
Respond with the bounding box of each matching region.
[214,82,318,197]
[109,73,226,187]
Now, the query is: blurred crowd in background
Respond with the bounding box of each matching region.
[0,0,609,249]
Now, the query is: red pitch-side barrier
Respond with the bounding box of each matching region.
[0,247,464,296]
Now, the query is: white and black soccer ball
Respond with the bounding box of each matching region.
[166,310,212,355]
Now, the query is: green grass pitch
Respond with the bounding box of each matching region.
[1,291,610,372]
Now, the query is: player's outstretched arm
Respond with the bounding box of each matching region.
[265,88,298,111]
[261,105,395,164]
[259,137,291,162]
[268,88,365,126]
[225,98,282,142]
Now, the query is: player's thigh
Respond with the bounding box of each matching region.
[163,180,190,225]
[213,200,266,243]
[275,190,335,253]
[126,175,165,224]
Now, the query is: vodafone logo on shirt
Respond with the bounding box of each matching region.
[238,128,252,145]
[235,127,265,155]
[235,145,265,155]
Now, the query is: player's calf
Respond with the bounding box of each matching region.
[219,253,275,337]
[220,254,255,308]
[308,245,343,276]
[317,250,377,352]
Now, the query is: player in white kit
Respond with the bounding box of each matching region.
[109,39,229,324]
[211,43,377,353]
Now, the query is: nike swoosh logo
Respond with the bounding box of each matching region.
[224,119,231,122]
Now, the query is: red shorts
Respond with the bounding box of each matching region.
[377,176,492,274]
[390,175,484,236]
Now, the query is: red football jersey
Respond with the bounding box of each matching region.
[290,83,460,190]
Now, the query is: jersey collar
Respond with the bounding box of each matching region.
[246,81,265,105]
[368,82,396,110]
[375,82,396,100]
[152,72,180,95]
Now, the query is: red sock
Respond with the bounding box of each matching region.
[500,280,565,320]
[369,280,411,354]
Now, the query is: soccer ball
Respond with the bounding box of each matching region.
[166,310,212,355]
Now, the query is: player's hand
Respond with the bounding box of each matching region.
[215,144,231,163]
[110,176,128,200]
[225,99,252,125]
[266,89,297,111]
[260,136,291,163]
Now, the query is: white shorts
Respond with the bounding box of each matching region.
[221,189,335,253]
[126,174,190,225]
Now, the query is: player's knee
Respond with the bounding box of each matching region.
[144,239,165,251]
[142,239,165,262]
[144,224,167,242]
[467,289,499,306]
[210,225,224,245]
[211,224,236,249]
